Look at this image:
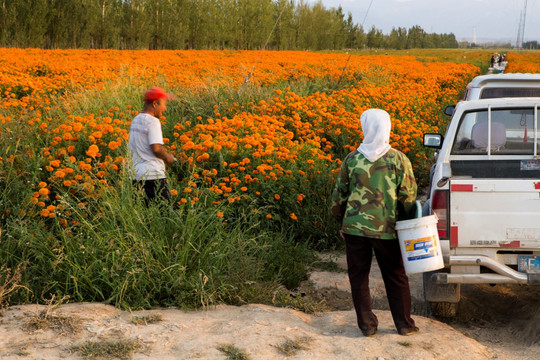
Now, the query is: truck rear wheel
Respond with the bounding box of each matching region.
[423,270,460,318]
[428,301,457,318]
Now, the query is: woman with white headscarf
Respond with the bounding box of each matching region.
[331,109,418,337]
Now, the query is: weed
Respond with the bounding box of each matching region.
[311,260,347,273]
[0,263,28,314]
[16,344,30,357]
[274,336,312,356]
[72,338,143,360]
[130,314,163,325]
[217,344,250,360]
[24,295,79,335]
[398,340,413,347]
[272,288,328,314]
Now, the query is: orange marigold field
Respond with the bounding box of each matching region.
[505,51,540,73]
[1,49,481,240]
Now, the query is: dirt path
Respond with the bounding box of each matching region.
[1,252,539,359]
[0,303,495,360]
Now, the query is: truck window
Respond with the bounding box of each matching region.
[451,108,537,155]
[480,88,540,99]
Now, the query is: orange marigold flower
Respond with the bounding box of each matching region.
[274,194,280,200]
[290,213,298,221]
[108,141,120,150]
[86,144,99,157]
[266,214,272,219]
[55,170,66,178]
[217,211,224,218]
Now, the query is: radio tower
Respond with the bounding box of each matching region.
[516,0,528,49]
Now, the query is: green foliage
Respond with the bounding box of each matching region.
[72,338,143,360]
[1,167,314,309]
[217,344,250,360]
[0,1,456,50]
[274,336,311,356]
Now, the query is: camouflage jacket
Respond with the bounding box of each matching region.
[330,149,417,239]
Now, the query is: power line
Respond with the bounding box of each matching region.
[361,0,375,28]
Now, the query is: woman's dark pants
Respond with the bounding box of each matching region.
[344,233,416,334]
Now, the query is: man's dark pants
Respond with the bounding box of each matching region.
[344,233,416,334]
[134,178,172,207]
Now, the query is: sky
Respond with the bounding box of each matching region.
[306,0,539,44]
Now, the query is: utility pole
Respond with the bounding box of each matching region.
[516,0,528,49]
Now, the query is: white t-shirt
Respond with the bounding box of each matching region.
[128,113,166,180]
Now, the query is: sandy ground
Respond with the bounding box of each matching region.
[1,253,539,360]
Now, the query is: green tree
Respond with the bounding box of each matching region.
[270,0,296,50]
[406,25,426,49]
[366,26,383,49]
[120,0,151,49]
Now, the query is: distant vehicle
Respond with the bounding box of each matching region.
[445,73,540,116]
[423,97,540,317]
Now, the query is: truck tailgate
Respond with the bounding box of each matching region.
[450,179,540,249]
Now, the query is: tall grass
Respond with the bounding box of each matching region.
[1,166,314,309]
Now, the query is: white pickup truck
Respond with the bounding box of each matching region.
[423,97,540,316]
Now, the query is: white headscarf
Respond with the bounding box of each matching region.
[357,109,392,162]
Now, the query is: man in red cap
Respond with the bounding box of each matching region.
[129,87,176,206]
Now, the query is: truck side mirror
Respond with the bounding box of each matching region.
[424,133,443,149]
[445,106,455,116]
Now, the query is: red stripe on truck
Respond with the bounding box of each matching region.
[499,241,521,248]
[451,184,473,192]
[535,182,540,190]
[450,226,458,247]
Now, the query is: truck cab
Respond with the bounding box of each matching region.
[423,98,540,316]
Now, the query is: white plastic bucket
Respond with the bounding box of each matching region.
[395,215,444,274]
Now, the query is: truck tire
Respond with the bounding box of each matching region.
[428,301,457,318]
[423,270,460,318]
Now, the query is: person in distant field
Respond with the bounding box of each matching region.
[331,109,419,337]
[129,87,176,206]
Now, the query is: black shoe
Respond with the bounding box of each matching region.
[398,326,419,336]
[361,329,377,337]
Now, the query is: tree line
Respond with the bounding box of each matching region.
[0,0,458,50]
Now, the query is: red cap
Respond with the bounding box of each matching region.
[143,87,176,103]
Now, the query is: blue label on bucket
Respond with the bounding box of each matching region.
[413,240,434,251]
[408,252,437,261]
